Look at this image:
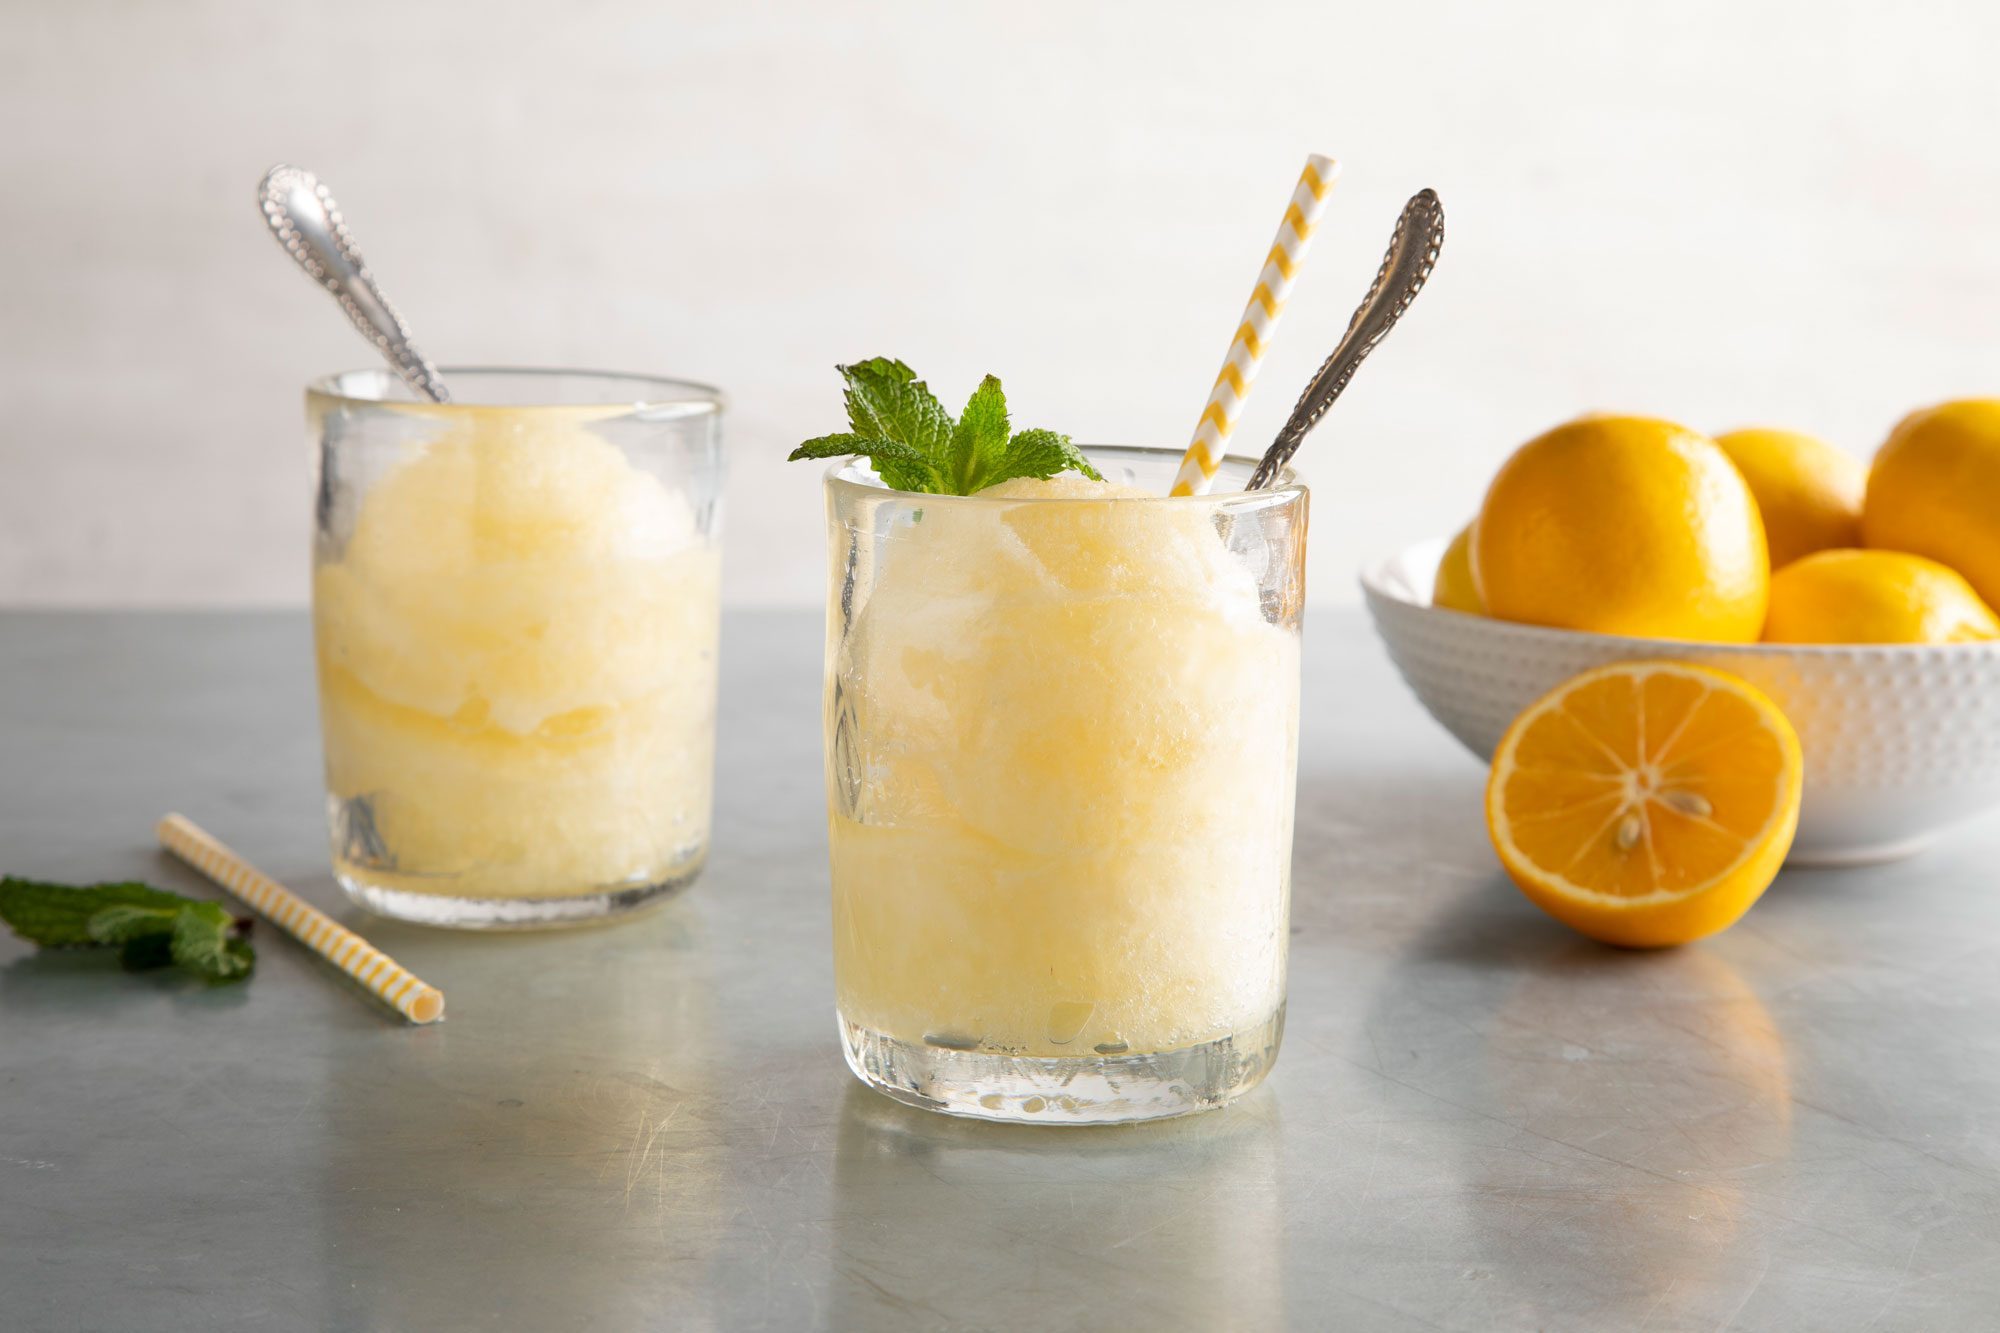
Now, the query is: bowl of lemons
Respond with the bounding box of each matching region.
[1364,400,2000,868]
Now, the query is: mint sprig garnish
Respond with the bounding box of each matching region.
[0,876,254,983]
[788,357,1102,495]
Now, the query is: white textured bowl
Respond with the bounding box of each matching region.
[1362,538,2000,865]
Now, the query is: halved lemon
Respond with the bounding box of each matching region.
[1485,662,1802,948]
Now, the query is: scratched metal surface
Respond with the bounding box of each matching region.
[1,611,1997,1331]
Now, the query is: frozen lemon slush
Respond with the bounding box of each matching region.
[829,474,1299,1058]
[314,406,720,901]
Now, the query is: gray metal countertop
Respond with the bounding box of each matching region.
[2,611,1997,1331]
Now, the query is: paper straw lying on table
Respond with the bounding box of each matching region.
[156,813,444,1024]
[1169,153,1339,496]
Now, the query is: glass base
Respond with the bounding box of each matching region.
[335,855,705,930]
[839,1006,1284,1124]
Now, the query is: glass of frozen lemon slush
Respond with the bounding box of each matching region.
[824,447,1306,1122]
[309,369,724,927]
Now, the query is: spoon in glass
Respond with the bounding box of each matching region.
[256,164,451,403]
[1248,188,1444,489]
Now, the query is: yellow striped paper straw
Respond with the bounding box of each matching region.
[156,814,444,1024]
[1170,153,1339,496]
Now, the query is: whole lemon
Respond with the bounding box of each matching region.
[1473,416,1769,641]
[1763,549,2000,645]
[1863,399,2000,609]
[1431,524,1484,614]
[1713,427,1865,569]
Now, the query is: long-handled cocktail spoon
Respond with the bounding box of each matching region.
[1247,189,1445,490]
[256,164,451,403]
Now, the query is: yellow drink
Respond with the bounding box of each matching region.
[825,452,1305,1120]
[310,372,723,925]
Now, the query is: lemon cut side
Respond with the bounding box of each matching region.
[1486,662,1802,948]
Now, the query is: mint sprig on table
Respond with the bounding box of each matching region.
[0,877,254,982]
[788,357,1103,495]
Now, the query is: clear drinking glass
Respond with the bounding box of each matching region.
[823,448,1307,1122]
[309,368,724,928]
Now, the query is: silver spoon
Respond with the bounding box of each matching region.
[1247,188,1444,489]
[257,164,451,403]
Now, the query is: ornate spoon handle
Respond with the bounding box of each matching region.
[1248,188,1444,489]
[257,164,450,403]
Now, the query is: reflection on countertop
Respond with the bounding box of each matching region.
[1,611,1997,1330]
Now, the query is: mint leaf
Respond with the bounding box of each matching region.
[789,433,943,495]
[949,375,1010,493]
[86,902,182,944]
[120,934,176,972]
[839,359,953,462]
[788,433,901,460]
[170,902,255,983]
[1004,428,1103,484]
[0,878,191,948]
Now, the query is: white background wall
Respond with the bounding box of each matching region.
[4,0,1996,608]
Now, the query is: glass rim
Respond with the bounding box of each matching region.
[822,444,1304,508]
[306,366,726,415]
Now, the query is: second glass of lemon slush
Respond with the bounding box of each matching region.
[310,368,724,928]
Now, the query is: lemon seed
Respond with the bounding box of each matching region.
[1660,789,1713,819]
[1615,812,1645,851]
